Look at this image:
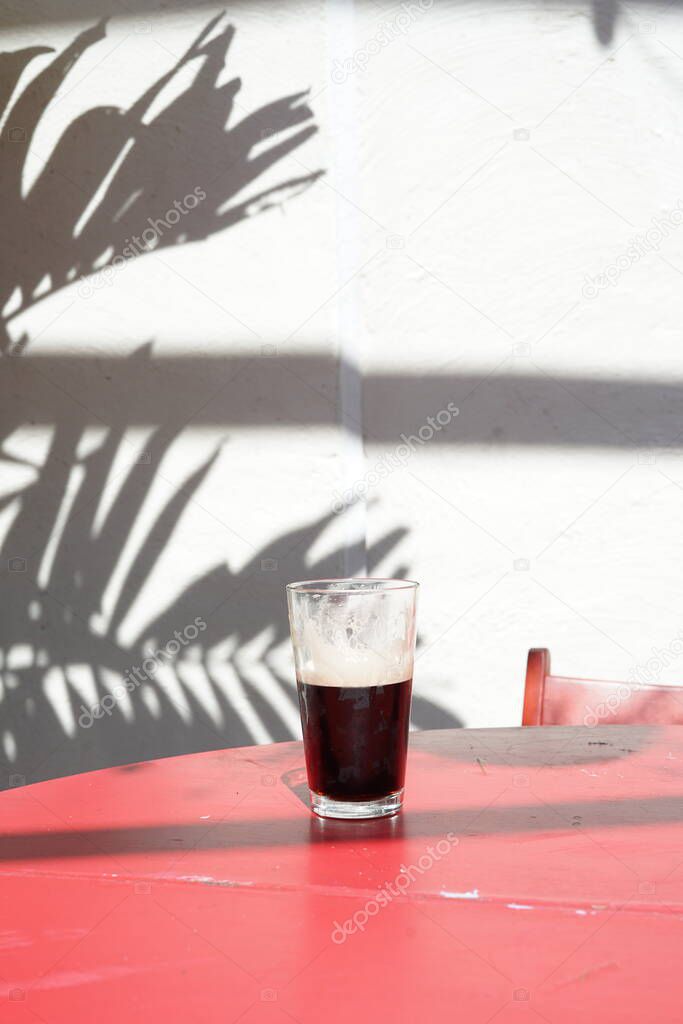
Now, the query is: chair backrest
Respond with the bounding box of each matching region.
[522,648,683,726]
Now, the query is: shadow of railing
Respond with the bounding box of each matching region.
[6,352,683,447]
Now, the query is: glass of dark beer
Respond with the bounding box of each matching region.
[287,578,418,820]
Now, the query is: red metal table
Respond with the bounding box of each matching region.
[2,725,682,1022]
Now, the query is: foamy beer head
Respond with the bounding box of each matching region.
[286,579,418,688]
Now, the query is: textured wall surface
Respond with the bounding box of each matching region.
[2,0,683,785]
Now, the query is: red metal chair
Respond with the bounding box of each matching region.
[522,647,683,726]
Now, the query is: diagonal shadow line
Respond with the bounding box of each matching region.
[4,792,683,861]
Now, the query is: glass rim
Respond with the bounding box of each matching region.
[286,577,419,595]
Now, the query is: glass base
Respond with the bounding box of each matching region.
[310,789,403,820]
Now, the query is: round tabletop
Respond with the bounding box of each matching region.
[2,725,682,1022]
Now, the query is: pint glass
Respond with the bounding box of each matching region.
[287,579,418,819]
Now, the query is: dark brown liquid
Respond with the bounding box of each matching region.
[297,678,412,801]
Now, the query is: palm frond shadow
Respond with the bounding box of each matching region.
[0,17,461,786]
[0,351,461,788]
[0,14,322,353]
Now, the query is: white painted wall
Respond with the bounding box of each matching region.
[2,0,683,784]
